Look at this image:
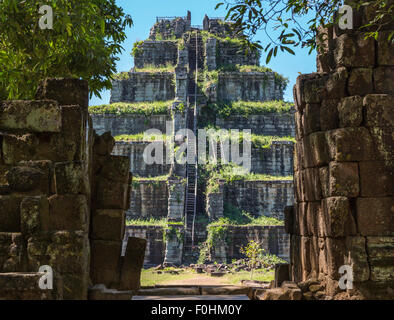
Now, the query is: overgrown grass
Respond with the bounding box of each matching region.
[209,203,284,227]
[135,62,175,73]
[203,129,295,149]
[206,100,293,118]
[223,269,274,284]
[88,101,171,116]
[133,174,169,182]
[140,268,198,287]
[114,133,168,142]
[126,218,169,227]
[204,163,292,194]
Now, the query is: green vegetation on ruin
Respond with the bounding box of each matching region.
[203,163,292,194]
[126,217,183,227]
[135,63,175,73]
[203,129,295,149]
[208,100,293,117]
[88,101,171,116]
[114,133,169,142]
[198,204,285,264]
[133,174,169,183]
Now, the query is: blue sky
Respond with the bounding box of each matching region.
[89,0,317,106]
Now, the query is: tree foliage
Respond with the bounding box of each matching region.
[0,0,133,100]
[216,0,394,63]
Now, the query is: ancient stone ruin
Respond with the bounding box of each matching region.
[0,5,392,300]
[263,7,394,300]
[90,11,293,268]
[0,79,146,299]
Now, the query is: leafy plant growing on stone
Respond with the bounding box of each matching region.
[240,240,264,280]
[216,0,394,63]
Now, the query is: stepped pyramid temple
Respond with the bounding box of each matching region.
[0,4,392,300]
[90,12,294,266]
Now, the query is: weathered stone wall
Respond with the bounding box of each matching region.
[217,72,285,101]
[224,141,294,176]
[288,22,394,299]
[128,180,168,219]
[0,79,145,300]
[224,180,294,220]
[217,42,260,67]
[250,142,294,176]
[216,113,295,136]
[134,41,178,69]
[207,180,294,221]
[149,14,191,40]
[113,141,171,177]
[211,226,290,263]
[123,226,165,267]
[90,114,171,137]
[110,72,175,103]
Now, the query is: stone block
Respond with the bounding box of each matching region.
[306,202,320,236]
[90,240,122,288]
[0,196,22,232]
[294,112,304,140]
[0,232,25,272]
[377,31,394,66]
[96,177,128,210]
[2,134,39,165]
[321,197,357,237]
[319,166,329,199]
[369,126,394,161]
[0,164,11,186]
[47,231,89,275]
[20,196,50,235]
[357,198,393,236]
[338,96,363,127]
[347,68,373,96]
[326,127,374,161]
[325,67,348,99]
[35,78,89,111]
[26,233,51,271]
[92,209,125,241]
[93,132,115,156]
[375,65,394,95]
[308,132,330,167]
[48,195,88,231]
[303,104,321,135]
[18,160,54,194]
[274,263,290,287]
[345,236,370,282]
[303,75,327,104]
[295,202,308,236]
[0,272,54,300]
[300,236,311,281]
[62,272,89,300]
[0,100,61,132]
[364,94,394,128]
[60,105,85,162]
[303,168,322,201]
[119,237,147,291]
[320,99,339,131]
[54,162,83,194]
[367,237,394,282]
[334,34,375,68]
[328,161,359,197]
[359,161,394,197]
[99,155,130,184]
[6,166,48,193]
[284,206,294,235]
